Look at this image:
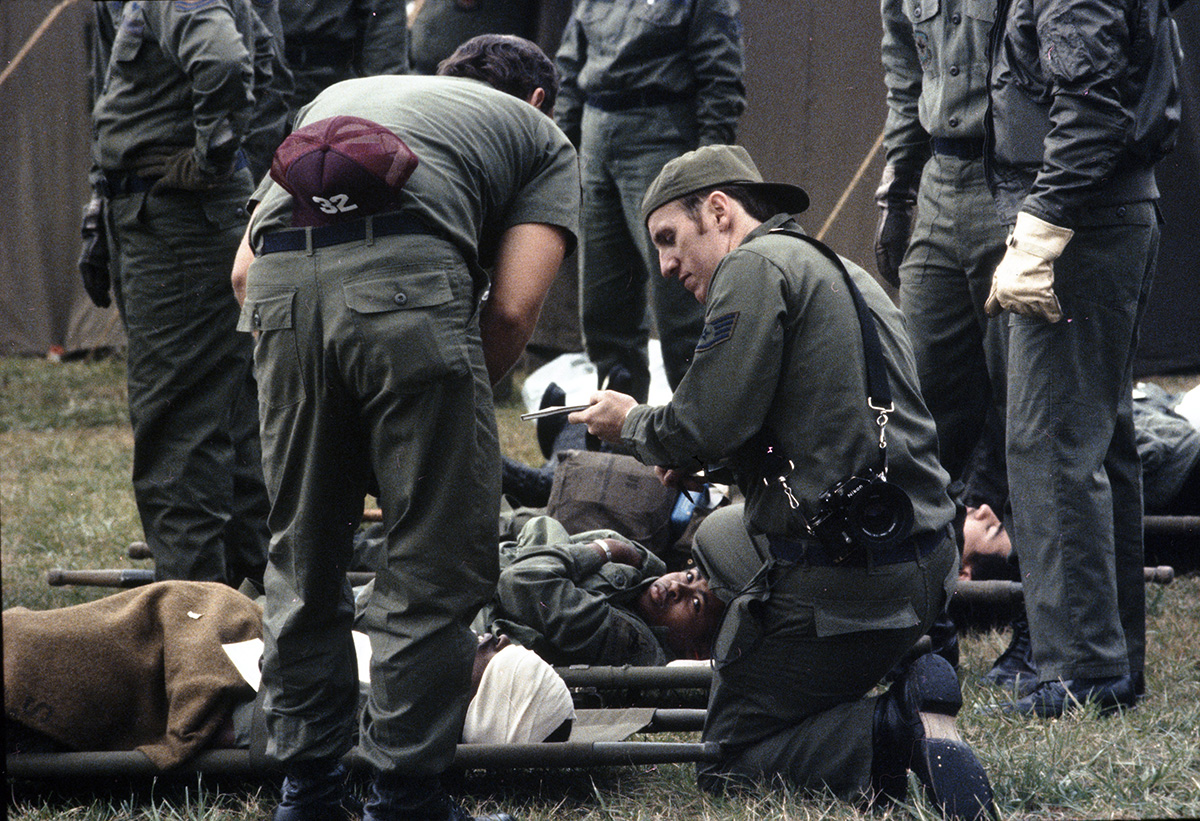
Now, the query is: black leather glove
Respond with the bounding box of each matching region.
[151,147,233,194]
[873,163,921,288]
[78,194,111,308]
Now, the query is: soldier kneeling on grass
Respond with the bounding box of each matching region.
[572,144,997,820]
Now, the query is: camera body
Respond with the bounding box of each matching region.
[807,473,914,550]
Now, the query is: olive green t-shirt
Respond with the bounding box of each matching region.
[249,75,580,287]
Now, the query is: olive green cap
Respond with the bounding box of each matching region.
[640,144,810,225]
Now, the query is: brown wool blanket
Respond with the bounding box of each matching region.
[4,581,261,769]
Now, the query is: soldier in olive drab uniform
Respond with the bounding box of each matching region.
[876,0,1009,483]
[277,0,409,123]
[232,36,577,821]
[555,0,746,402]
[91,0,272,588]
[242,0,294,181]
[480,515,723,667]
[984,0,1181,718]
[575,146,995,819]
[408,0,541,75]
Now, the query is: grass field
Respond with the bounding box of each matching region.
[4,353,1200,820]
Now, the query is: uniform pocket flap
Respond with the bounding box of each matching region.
[813,597,919,637]
[200,194,250,231]
[908,0,941,22]
[238,292,295,333]
[343,272,453,314]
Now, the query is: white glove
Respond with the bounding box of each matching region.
[984,211,1074,323]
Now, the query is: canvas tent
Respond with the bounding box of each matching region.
[2,0,1197,374]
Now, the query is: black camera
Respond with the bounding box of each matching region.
[807,473,914,550]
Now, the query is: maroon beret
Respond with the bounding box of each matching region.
[270,115,419,227]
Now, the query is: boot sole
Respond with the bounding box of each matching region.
[906,653,964,718]
[913,737,997,821]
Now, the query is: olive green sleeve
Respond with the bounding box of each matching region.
[879,0,931,174]
[622,248,787,471]
[148,1,255,174]
[688,0,746,145]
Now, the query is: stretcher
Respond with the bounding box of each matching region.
[6,708,716,779]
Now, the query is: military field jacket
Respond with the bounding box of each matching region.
[553,0,746,146]
[880,0,997,175]
[986,0,1182,224]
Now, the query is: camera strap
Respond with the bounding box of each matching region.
[769,228,893,476]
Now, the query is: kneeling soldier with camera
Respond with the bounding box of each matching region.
[574,145,995,820]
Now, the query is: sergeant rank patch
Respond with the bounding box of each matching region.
[695,312,739,352]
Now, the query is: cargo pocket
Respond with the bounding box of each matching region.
[343,269,471,386]
[812,596,919,637]
[199,188,251,232]
[711,588,770,669]
[239,291,305,409]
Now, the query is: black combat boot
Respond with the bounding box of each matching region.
[501,455,553,507]
[364,773,516,821]
[872,653,996,820]
[983,612,1038,697]
[273,760,353,821]
[928,610,961,670]
[1003,674,1136,718]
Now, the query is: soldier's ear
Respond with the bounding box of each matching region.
[708,190,732,227]
[527,87,547,112]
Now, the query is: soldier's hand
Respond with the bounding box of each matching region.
[984,211,1073,324]
[151,148,231,194]
[78,194,111,308]
[569,390,637,444]
[655,466,705,494]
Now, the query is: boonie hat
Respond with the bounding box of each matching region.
[640,144,809,225]
[270,115,419,227]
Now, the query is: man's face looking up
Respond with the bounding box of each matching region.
[637,568,725,660]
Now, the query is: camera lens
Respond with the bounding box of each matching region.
[850,480,913,547]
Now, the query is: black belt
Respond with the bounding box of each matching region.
[585,88,692,112]
[99,151,248,198]
[931,137,985,160]
[97,171,152,198]
[259,211,432,255]
[767,526,947,568]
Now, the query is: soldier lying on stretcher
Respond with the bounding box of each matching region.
[4,581,573,767]
[475,515,727,667]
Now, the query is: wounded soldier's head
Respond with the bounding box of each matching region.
[634,568,725,661]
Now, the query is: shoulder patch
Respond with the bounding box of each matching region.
[695,312,739,353]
